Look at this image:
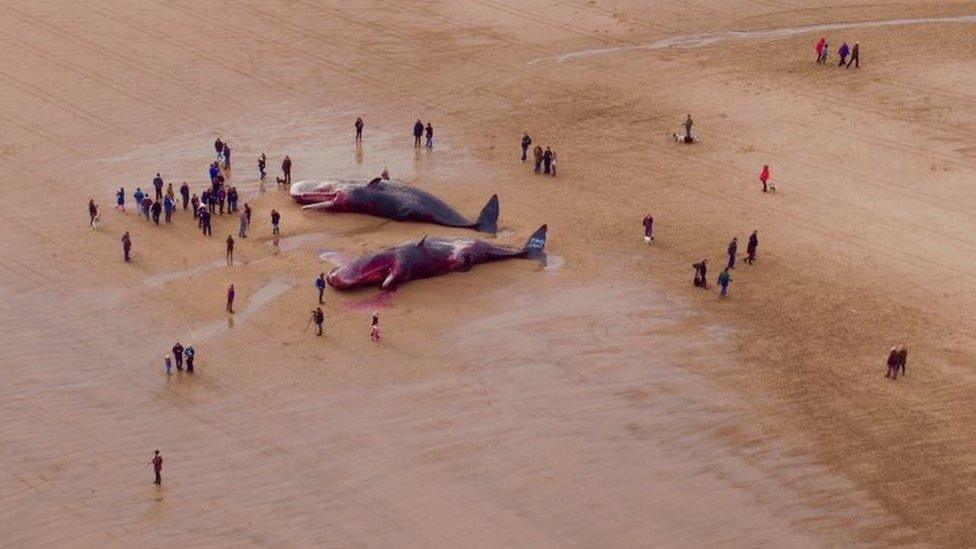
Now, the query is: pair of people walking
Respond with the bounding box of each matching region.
[531,144,557,175]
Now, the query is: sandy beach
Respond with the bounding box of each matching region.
[3,1,976,546]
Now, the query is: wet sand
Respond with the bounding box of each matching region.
[3,0,976,546]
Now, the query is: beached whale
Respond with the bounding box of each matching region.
[290,178,499,234]
[327,225,547,290]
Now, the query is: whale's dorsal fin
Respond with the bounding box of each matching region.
[367,177,382,188]
[417,235,428,247]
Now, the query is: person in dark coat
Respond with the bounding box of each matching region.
[122,231,132,262]
[846,41,860,68]
[533,145,543,174]
[172,342,184,371]
[180,182,190,211]
[151,200,162,225]
[521,133,532,162]
[543,147,553,174]
[897,345,908,377]
[692,259,707,288]
[413,119,424,147]
[642,214,654,244]
[355,117,364,141]
[746,231,758,264]
[727,237,738,269]
[425,122,433,149]
[885,347,900,379]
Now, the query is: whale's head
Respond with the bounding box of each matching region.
[327,250,399,290]
[290,180,351,207]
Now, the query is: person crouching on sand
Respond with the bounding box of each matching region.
[371,312,381,342]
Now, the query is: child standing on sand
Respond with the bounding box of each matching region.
[371,312,381,342]
[164,355,172,375]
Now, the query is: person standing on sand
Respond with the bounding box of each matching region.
[316,273,326,305]
[746,231,758,264]
[116,188,125,213]
[760,164,770,192]
[425,122,434,150]
[898,345,908,377]
[165,182,175,203]
[151,200,162,226]
[153,173,164,201]
[533,145,544,174]
[201,208,212,236]
[209,162,220,186]
[163,195,174,223]
[184,345,195,373]
[838,41,850,67]
[550,149,557,176]
[846,41,860,68]
[885,347,900,379]
[643,214,654,244]
[684,114,694,141]
[355,117,364,141]
[214,136,224,160]
[173,342,184,371]
[150,450,163,485]
[258,153,266,180]
[271,209,281,235]
[133,188,145,215]
[228,186,238,213]
[222,142,231,170]
[88,199,98,228]
[312,307,324,336]
[521,133,532,162]
[191,193,200,219]
[371,312,380,341]
[122,231,132,262]
[164,355,172,375]
[820,41,829,64]
[727,237,738,270]
[142,197,153,221]
[180,182,190,211]
[815,37,825,63]
[413,119,424,148]
[692,259,708,288]
[281,155,292,187]
[543,146,553,174]
[717,268,731,297]
[238,209,249,238]
[226,235,235,266]
[226,284,235,314]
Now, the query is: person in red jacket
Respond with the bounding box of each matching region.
[760,164,771,192]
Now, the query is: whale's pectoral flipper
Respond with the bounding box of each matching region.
[381,263,408,289]
[474,194,500,234]
[520,224,548,264]
[418,235,428,247]
[301,201,336,210]
[367,177,383,188]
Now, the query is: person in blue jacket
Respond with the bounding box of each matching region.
[316,273,326,305]
[133,188,145,216]
[837,42,850,67]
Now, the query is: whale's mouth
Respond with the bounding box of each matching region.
[327,255,396,290]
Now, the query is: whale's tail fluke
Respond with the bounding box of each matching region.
[520,224,547,264]
[474,194,499,234]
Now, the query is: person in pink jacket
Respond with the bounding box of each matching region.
[815,37,825,63]
[760,164,771,192]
